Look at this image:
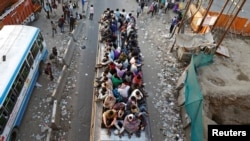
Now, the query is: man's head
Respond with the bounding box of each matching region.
[108,110,114,116]
[118,108,124,118]
[136,91,140,96]
[130,96,137,102]
[127,114,134,121]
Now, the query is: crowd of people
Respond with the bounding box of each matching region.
[46,0,83,35]
[94,8,149,138]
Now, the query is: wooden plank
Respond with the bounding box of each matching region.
[216,45,230,57]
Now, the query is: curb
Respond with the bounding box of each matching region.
[90,24,101,141]
[51,2,87,101]
[47,2,89,140]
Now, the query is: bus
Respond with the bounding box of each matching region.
[0,25,48,141]
[90,10,151,141]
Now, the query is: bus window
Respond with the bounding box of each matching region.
[27,52,34,67]
[0,108,8,134]
[20,63,30,81]
[4,93,15,113]
[37,33,44,51]
[31,42,39,58]
[10,94,17,103]
[12,78,23,96]
[38,33,44,41]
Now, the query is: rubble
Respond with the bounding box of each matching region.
[138,12,186,140]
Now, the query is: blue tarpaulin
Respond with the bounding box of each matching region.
[184,52,214,141]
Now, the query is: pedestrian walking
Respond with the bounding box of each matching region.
[44,62,54,81]
[69,1,74,15]
[44,2,50,19]
[164,1,169,13]
[51,1,57,16]
[140,0,145,13]
[136,4,142,18]
[51,21,57,37]
[115,8,120,21]
[81,0,86,13]
[48,0,53,12]
[69,14,76,32]
[169,16,177,34]
[89,5,94,20]
[58,15,65,33]
[62,4,69,23]
[153,0,158,15]
[40,0,44,7]
[148,2,154,17]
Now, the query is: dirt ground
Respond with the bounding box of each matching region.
[199,37,250,124]
[138,6,250,140]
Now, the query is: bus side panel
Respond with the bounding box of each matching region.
[13,66,39,127]
[12,45,47,127]
[11,45,48,134]
[42,45,49,61]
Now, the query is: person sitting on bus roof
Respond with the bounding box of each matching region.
[103,93,116,110]
[123,114,141,138]
[112,102,126,120]
[130,63,138,75]
[117,82,130,100]
[132,72,143,88]
[114,59,123,69]
[114,115,125,137]
[111,73,123,88]
[122,70,134,85]
[126,96,138,113]
[136,112,148,131]
[101,76,113,90]
[102,109,117,136]
[130,103,140,114]
[115,66,127,78]
[112,102,126,137]
[112,102,127,117]
[96,87,109,101]
[130,89,143,102]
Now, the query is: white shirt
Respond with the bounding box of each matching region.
[90,7,94,14]
[130,89,143,100]
[165,2,169,8]
[118,84,130,98]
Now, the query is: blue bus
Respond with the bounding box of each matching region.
[0,25,48,141]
